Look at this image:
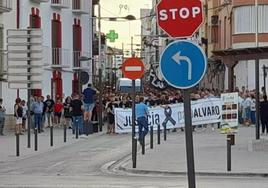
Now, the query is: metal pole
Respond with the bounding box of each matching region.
[142,137,145,155]
[256,58,260,140]
[16,133,19,156]
[63,123,66,142]
[150,125,153,149]
[155,0,159,64]
[164,124,167,141]
[34,128,38,151]
[132,79,137,168]
[27,29,31,148]
[98,3,103,132]
[227,136,231,171]
[50,125,53,147]
[255,0,260,140]
[157,124,160,145]
[183,90,196,188]
[98,69,103,132]
[76,122,79,139]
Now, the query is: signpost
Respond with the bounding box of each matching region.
[122,57,144,168]
[7,29,43,150]
[157,1,205,187]
[160,40,206,188]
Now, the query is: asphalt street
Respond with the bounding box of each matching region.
[0,129,268,188]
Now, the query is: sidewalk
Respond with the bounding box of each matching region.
[0,126,103,163]
[121,126,268,176]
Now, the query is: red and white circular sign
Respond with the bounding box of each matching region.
[156,0,204,38]
[122,58,144,80]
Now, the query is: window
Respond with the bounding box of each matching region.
[234,5,268,34]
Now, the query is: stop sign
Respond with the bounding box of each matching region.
[156,0,204,38]
[122,58,144,80]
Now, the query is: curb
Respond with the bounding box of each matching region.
[118,166,268,178]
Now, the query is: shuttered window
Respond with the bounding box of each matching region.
[234,5,268,34]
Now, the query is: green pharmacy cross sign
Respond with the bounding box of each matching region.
[106,30,118,42]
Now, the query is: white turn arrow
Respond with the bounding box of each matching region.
[172,51,192,80]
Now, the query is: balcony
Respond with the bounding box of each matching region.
[72,0,89,14]
[0,0,12,13]
[30,0,49,3]
[51,0,70,9]
[72,51,91,70]
[0,49,7,81]
[43,47,70,69]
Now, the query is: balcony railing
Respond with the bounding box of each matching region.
[73,51,91,70]
[0,0,12,13]
[43,47,70,69]
[72,0,89,14]
[30,0,49,3]
[51,0,70,9]
[0,49,7,80]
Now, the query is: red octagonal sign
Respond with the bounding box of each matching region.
[156,0,204,38]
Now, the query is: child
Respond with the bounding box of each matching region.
[54,99,64,126]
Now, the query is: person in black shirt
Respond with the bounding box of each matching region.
[145,95,155,107]
[44,95,55,127]
[64,96,72,129]
[70,93,84,136]
[106,97,119,134]
[119,96,131,108]
[14,98,23,135]
[260,95,268,135]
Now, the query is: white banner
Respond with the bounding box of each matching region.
[115,97,222,133]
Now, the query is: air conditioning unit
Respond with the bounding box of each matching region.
[211,15,219,26]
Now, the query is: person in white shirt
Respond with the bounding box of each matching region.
[250,93,256,125]
[242,94,252,125]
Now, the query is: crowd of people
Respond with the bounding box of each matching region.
[0,84,268,137]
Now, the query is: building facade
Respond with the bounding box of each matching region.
[209,0,268,91]
[0,0,93,114]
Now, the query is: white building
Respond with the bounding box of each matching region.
[0,0,94,114]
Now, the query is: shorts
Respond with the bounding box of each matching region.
[54,112,62,118]
[16,117,22,124]
[84,103,95,113]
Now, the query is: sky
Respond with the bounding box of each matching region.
[100,0,153,52]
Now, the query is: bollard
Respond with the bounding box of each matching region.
[142,137,145,155]
[63,123,67,143]
[34,129,38,151]
[157,124,160,145]
[227,134,235,171]
[164,124,167,141]
[133,137,137,168]
[16,133,20,157]
[150,126,153,149]
[88,121,93,135]
[75,123,79,139]
[50,126,53,147]
[27,125,31,148]
[227,137,231,171]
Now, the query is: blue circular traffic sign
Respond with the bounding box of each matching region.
[160,40,207,89]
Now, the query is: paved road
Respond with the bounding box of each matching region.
[1,130,268,187]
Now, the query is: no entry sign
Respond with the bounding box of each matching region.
[122,58,144,80]
[156,0,204,38]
